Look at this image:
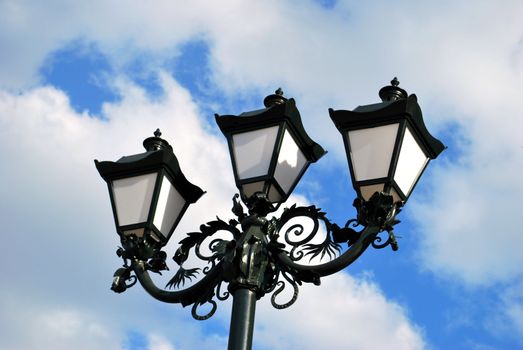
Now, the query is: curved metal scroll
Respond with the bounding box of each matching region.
[266,192,400,307]
[112,215,240,320]
[111,192,400,315]
[132,260,225,307]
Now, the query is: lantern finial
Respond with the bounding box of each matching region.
[391,77,400,86]
[143,128,172,152]
[263,88,288,107]
[379,77,408,102]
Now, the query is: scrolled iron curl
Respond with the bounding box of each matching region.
[191,299,218,321]
[196,237,234,274]
[195,238,225,261]
[202,262,215,274]
[125,275,137,288]
[284,217,320,247]
[345,218,359,228]
[216,281,230,301]
[270,272,299,309]
[289,245,304,261]
[372,231,392,249]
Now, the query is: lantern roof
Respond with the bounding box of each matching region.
[95,131,205,204]
[329,94,445,159]
[215,91,326,162]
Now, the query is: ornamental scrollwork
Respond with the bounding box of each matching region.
[110,191,402,318]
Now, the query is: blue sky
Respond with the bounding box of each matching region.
[1,1,523,349]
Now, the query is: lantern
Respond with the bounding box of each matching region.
[330,78,445,203]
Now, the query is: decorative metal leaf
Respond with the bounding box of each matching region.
[111,267,136,293]
[210,239,230,260]
[147,251,169,274]
[165,267,201,290]
[178,231,205,248]
[231,193,245,219]
[302,236,341,262]
[331,224,360,246]
[173,246,189,266]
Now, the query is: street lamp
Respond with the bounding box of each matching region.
[95,79,444,350]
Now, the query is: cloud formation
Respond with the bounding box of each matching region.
[0,73,425,349]
[2,0,523,347]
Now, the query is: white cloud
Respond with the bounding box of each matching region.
[485,278,523,343]
[149,334,177,350]
[254,273,425,350]
[410,149,523,286]
[0,71,425,349]
[0,292,121,350]
[0,74,234,349]
[502,290,523,338]
[2,0,523,345]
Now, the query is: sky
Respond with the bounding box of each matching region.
[1,0,522,349]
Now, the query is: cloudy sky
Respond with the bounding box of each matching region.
[1,0,523,349]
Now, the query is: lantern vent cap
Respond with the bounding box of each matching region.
[143,128,173,152]
[379,77,408,102]
[263,88,288,107]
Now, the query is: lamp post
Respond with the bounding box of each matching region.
[95,79,444,350]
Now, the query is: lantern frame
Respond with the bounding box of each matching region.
[215,91,326,205]
[330,83,445,203]
[95,131,205,247]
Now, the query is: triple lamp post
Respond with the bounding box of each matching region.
[95,78,444,350]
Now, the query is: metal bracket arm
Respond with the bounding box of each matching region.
[131,259,225,307]
[274,224,381,278]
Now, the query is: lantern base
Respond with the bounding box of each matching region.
[244,192,278,217]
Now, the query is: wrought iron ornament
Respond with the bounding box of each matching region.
[112,191,402,319]
[96,80,446,350]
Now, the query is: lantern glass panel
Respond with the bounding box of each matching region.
[348,123,399,181]
[112,173,157,226]
[268,185,282,203]
[274,129,307,195]
[153,175,186,238]
[394,127,429,196]
[232,126,279,179]
[242,181,265,198]
[390,188,402,203]
[360,184,384,201]
[123,228,145,237]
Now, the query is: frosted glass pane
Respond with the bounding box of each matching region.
[394,127,429,196]
[123,228,144,237]
[348,124,399,181]
[390,188,402,204]
[274,129,308,195]
[268,185,282,203]
[242,181,265,198]
[360,184,384,201]
[232,126,279,179]
[112,173,157,226]
[153,175,186,238]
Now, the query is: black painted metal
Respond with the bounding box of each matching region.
[96,84,444,350]
[228,289,257,350]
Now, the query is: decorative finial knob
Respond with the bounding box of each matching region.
[379,77,408,102]
[263,88,288,107]
[391,77,400,87]
[143,128,172,152]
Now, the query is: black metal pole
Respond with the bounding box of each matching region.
[227,288,257,350]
